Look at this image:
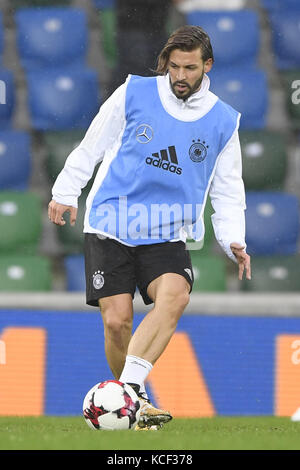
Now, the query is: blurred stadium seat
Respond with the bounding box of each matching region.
[26,68,100,130]
[64,254,85,291]
[186,9,260,69]
[0,12,3,64]
[0,130,32,190]
[0,68,15,129]
[186,198,215,253]
[177,0,247,12]
[241,255,300,292]
[95,1,117,68]
[11,0,71,8]
[202,197,215,253]
[0,191,42,254]
[239,130,287,190]
[15,7,88,71]
[245,191,299,256]
[0,255,52,291]
[269,9,300,69]
[261,0,300,12]
[209,67,268,129]
[43,130,99,196]
[44,130,86,182]
[57,194,87,255]
[280,69,300,130]
[189,252,227,291]
[93,0,115,8]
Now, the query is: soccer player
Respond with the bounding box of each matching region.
[48,25,251,430]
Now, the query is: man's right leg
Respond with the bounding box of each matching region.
[98,293,133,380]
[84,234,136,379]
[98,294,161,431]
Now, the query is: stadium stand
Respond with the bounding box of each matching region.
[0,191,42,254]
[11,0,72,7]
[93,0,117,68]
[186,9,260,69]
[280,69,300,130]
[176,0,247,12]
[64,254,85,291]
[189,252,227,291]
[201,198,215,253]
[0,68,15,128]
[185,198,215,253]
[245,191,300,256]
[0,0,299,295]
[44,130,86,183]
[0,254,52,291]
[15,7,89,71]
[57,193,87,255]
[241,255,300,292]
[0,130,32,190]
[239,130,288,190]
[209,67,269,129]
[26,68,100,130]
[269,8,300,70]
[0,12,3,64]
[93,0,115,8]
[261,0,300,12]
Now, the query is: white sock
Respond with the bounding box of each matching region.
[139,382,148,399]
[119,355,153,390]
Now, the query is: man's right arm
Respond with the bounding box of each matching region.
[48,79,128,226]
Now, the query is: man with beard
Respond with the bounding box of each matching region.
[48,25,251,430]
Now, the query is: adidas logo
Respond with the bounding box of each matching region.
[145,145,182,175]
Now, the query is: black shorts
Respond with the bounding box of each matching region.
[84,234,194,307]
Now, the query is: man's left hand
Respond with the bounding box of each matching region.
[230,243,251,281]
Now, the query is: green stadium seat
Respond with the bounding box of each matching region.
[99,8,117,68]
[0,255,52,291]
[240,130,288,190]
[57,193,86,254]
[281,70,300,130]
[186,197,215,253]
[202,197,215,252]
[189,252,227,292]
[44,130,86,183]
[241,256,300,292]
[0,191,42,254]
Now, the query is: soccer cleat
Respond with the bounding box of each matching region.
[134,423,161,431]
[138,395,173,427]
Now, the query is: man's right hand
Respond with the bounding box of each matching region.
[48,199,78,227]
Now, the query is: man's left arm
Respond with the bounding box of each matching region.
[209,129,251,280]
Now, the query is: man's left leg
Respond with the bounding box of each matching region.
[128,273,190,363]
[120,273,190,427]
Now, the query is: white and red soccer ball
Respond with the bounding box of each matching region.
[83,380,141,430]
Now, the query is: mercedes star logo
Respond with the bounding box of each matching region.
[136,124,154,144]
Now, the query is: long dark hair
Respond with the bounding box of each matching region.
[155,25,214,75]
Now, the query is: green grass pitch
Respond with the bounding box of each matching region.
[0,416,300,450]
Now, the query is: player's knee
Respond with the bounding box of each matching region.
[101,306,132,337]
[180,290,190,310]
[164,291,190,331]
[164,289,190,317]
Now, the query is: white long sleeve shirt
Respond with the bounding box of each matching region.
[52,73,246,262]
